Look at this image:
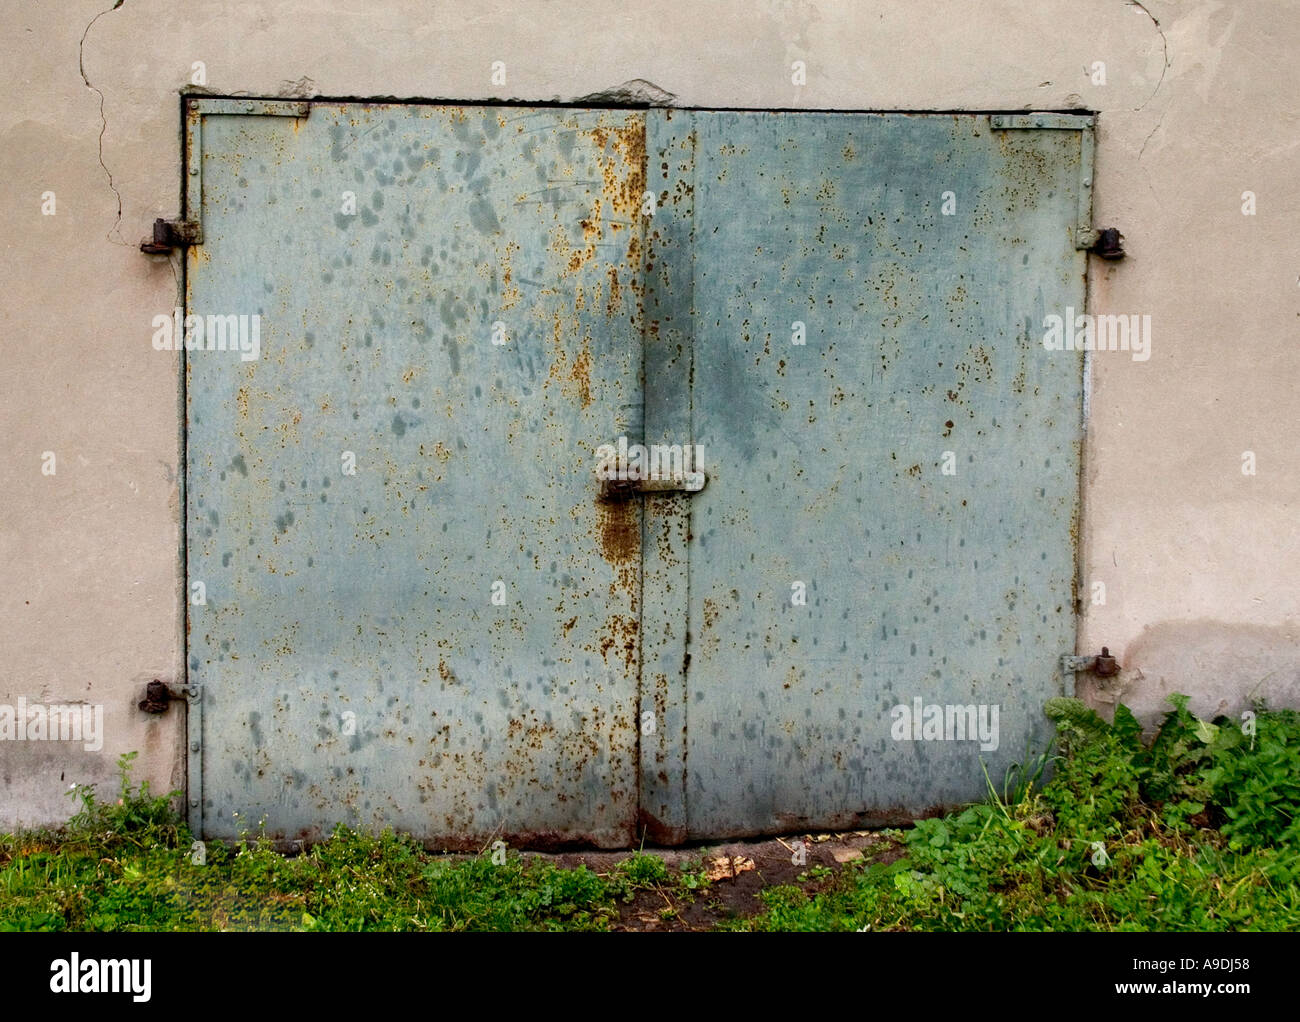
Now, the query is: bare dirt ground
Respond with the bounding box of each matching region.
[535,830,904,931]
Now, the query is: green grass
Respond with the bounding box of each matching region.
[731,695,1300,931]
[4,695,1299,931]
[0,754,668,931]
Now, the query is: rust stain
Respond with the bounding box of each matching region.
[500,239,521,310]
[606,266,622,316]
[588,116,646,221]
[544,306,594,409]
[599,614,640,670]
[596,498,638,565]
[570,332,593,408]
[626,233,641,274]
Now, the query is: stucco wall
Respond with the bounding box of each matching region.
[2,0,1296,828]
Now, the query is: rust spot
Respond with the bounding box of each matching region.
[637,808,687,846]
[544,313,593,409]
[588,116,646,222]
[569,341,593,409]
[599,614,639,670]
[499,240,521,310]
[606,266,622,316]
[597,499,638,565]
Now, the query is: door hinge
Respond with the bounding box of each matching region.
[1088,227,1125,260]
[140,217,202,254]
[137,679,186,713]
[1061,647,1121,680]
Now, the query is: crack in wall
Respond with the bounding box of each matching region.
[79,0,129,245]
[1128,0,1170,112]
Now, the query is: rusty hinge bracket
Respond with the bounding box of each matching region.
[1088,227,1125,259]
[140,217,202,254]
[989,113,1097,250]
[1061,647,1121,695]
[137,678,186,713]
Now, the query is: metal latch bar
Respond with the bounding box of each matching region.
[600,472,706,500]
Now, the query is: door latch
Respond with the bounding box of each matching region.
[599,471,707,501]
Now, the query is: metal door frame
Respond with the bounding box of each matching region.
[176,95,1096,843]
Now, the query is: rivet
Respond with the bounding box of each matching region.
[190,799,199,807]
[191,742,200,751]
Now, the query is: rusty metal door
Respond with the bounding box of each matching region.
[186,100,647,847]
[653,111,1090,838]
[185,102,1090,846]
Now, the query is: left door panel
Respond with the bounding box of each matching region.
[185,100,646,848]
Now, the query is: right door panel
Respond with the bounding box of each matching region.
[684,112,1088,836]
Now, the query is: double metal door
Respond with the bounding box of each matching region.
[185,101,1089,846]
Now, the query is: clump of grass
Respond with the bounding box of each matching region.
[734,695,1300,931]
[0,755,632,931]
[7,696,1299,931]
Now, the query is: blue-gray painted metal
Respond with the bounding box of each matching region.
[186,103,1088,846]
[680,111,1087,836]
[187,101,647,847]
